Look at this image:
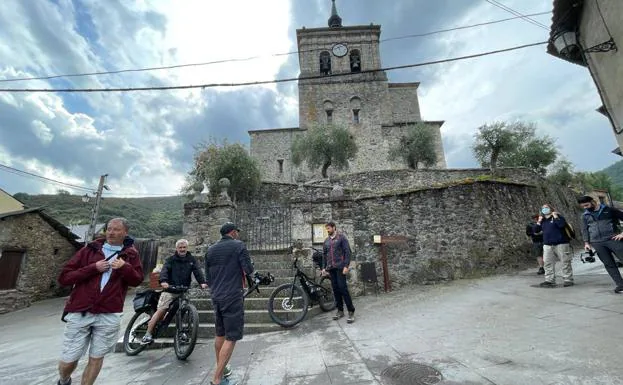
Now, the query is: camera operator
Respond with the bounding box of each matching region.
[578,195,623,293]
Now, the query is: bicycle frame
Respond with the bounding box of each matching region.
[291,256,328,303]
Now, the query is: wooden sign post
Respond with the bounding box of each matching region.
[374,235,408,292]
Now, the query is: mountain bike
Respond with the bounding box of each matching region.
[123,285,199,360]
[267,248,335,327]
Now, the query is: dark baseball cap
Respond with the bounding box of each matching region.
[220,222,241,235]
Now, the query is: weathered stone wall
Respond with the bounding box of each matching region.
[249,128,307,183]
[388,83,422,122]
[332,168,538,192]
[0,213,78,313]
[183,201,236,260]
[289,179,581,294]
[579,0,623,148]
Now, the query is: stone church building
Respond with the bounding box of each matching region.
[249,1,447,183]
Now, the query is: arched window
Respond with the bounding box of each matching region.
[350,97,361,124]
[323,100,334,124]
[349,49,361,73]
[320,51,331,75]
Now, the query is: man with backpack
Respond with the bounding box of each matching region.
[578,195,623,293]
[526,214,545,275]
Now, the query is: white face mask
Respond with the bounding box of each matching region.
[541,207,551,215]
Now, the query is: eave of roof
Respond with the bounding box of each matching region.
[547,0,586,66]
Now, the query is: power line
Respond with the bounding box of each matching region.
[0,12,550,84]
[483,0,549,30]
[0,41,548,93]
[0,163,96,192]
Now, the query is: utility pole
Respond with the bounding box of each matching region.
[85,174,109,242]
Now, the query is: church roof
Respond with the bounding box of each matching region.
[328,0,343,28]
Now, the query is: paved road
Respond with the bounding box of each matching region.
[1,258,622,385]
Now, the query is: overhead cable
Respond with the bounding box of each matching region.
[0,12,550,84]
[0,163,96,192]
[0,41,548,93]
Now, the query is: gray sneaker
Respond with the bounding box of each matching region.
[223,364,232,378]
[347,312,355,323]
[332,310,344,320]
[141,333,154,345]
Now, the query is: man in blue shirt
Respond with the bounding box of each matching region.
[205,223,254,385]
[535,204,574,287]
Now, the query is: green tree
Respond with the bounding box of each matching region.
[472,121,557,174]
[185,140,261,202]
[547,159,574,187]
[388,123,437,170]
[291,124,358,178]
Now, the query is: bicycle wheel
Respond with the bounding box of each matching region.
[173,303,199,360]
[123,309,153,356]
[318,276,336,312]
[268,283,309,328]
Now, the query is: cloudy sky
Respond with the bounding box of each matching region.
[0,0,618,197]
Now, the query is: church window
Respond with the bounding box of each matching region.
[277,159,284,174]
[350,49,361,73]
[323,100,334,124]
[320,51,331,75]
[352,109,360,124]
[350,97,361,123]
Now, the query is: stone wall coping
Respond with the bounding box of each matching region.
[248,127,305,134]
[388,82,420,88]
[296,25,381,38]
[290,179,534,204]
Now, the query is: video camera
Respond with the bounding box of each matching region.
[580,249,596,263]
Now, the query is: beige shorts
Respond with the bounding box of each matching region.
[157,292,180,310]
[60,312,122,362]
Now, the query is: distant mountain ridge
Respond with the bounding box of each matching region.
[12,193,185,239]
[601,160,623,188]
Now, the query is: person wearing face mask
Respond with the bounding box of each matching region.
[577,195,623,293]
[534,204,574,288]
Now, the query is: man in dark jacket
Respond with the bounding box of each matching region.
[205,222,254,385]
[57,218,143,385]
[322,221,355,323]
[526,214,545,275]
[535,204,574,288]
[578,195,623,293]
[141,239,207,344]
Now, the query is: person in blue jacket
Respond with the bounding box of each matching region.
[535,203,574,288]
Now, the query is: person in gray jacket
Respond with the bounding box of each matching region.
[578,195,623,293]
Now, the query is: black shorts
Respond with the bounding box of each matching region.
[531,242,544,258]
[212,296,244,341]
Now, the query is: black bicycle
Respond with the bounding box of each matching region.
[268,248,335,327]
[123,285,199,360]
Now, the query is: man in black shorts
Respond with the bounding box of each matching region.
[205,222,254,385]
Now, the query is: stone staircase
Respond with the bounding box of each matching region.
[115,249,322,351]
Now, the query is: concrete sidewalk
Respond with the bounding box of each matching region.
[1,258,622,385]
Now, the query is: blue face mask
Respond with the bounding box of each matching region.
[541,207,551,215]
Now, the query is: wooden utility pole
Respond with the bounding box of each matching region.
[85,174,108,242]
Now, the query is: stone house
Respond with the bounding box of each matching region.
[548,0,622,155]
[0,207,81,313]
[249,1,446,183]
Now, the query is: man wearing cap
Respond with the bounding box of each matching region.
[205,222,254,385]
[578,195,623,293]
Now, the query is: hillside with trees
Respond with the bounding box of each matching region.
[601,159,623,188]
[12,192,184,239]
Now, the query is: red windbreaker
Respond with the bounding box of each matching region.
[59,237,143,314]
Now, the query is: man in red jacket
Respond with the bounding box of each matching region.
[56,218,143,385]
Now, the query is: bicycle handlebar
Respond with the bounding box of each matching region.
[164,285,190,294]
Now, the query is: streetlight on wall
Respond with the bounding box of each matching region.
[552,28,617,58]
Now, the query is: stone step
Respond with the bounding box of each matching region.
[195,297,268,310]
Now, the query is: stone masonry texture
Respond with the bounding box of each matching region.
[0,212,78,313]
[249,22,446,183]
[184,169,582,297]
